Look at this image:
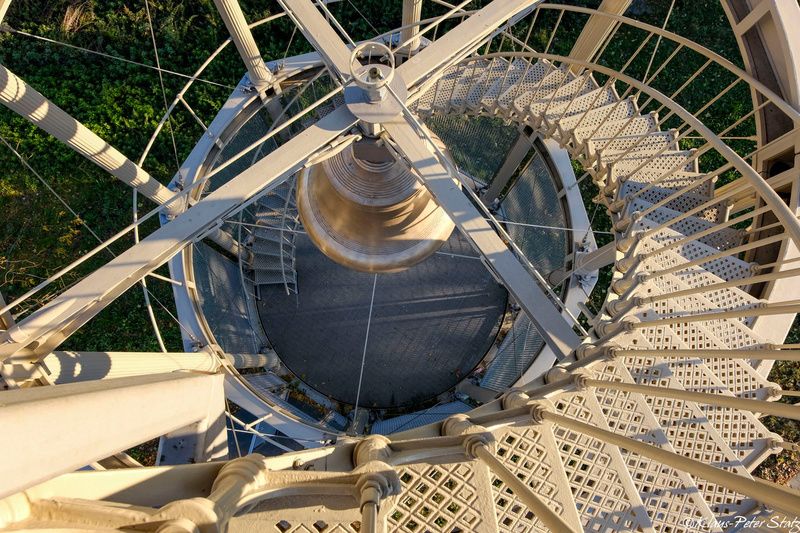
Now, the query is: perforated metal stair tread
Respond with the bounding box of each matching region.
[449,58,492,110]
[618,184,726,224]
[512,65,574,115]
[573,113,659,146]
[612,329,759,515]
[432,64,473,113]
[526,74,599,119]
[480,59,531,110]
[387,461,499,533]
[554,95,636,136]
[254,270,296,285]
[496,59,553,110]
[632,249,759,317]
[491,423,583,532]
[250,254,295,270]
[628,266,760,329]
[616,170,709,195]
[466,58,512,111]
[252,229,295,243]
[627,300,774,400]
[550,391,656,532]
[612,327,773,469]
[538,87,621,136]
[630,219,746,270]
[628,201,742,250]
[609,150,699,179]
[591,359,720,529]
[589,131,678,163]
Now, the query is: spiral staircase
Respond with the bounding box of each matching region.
[244,178,300,296]
[1,0,800,532]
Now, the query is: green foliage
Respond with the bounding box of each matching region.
[755,316,800,483]
[0,0,797,482]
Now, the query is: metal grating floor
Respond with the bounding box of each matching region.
[257,230,508,408]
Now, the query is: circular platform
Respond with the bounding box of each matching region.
[257,230,507,408]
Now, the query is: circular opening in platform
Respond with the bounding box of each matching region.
[257,229,508,408]
[192,104,574,420]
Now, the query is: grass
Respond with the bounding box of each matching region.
[0,0,797,482]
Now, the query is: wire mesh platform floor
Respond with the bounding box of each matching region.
[257,230,508,408]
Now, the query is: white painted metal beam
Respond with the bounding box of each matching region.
[36,350,220,385]
[548,241,616,286]
[277,0,353,80]
[401,0,424,54]
[483,130,533,203]
[567,0,633,73]
[0,293,14,330]
[0,107,358,364]
[384,119,581,358]
[0,0,12,26]
[397,0,542,90]
[212,0,275,89]
[158,371,228,465]
[0,372,225,499]
[0,64,176,207]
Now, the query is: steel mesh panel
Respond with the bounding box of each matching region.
[192,242,261,355]
[257,231,507,408]
[208,108,278,192]
[481,313,545,392]
[501,151,570,276]
[425,113,520,184]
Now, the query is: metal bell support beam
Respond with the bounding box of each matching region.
[0,107,358,363]
[0,372,225,499]
[0,64,176,207]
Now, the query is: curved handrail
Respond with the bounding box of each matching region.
[414,48,800,252]
[524,4,800,121]
[137,9,484,170]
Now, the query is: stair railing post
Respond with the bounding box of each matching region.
[442,414,579,533]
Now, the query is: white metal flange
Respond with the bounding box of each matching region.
[344,42,407,127]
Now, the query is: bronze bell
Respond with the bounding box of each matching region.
[296,136,456,273]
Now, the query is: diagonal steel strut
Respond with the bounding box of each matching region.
[0,107,358,365]
[276,0,581,358]
[384,117,582,358]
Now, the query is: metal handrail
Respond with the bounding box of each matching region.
[384,84,589,338]
[419,50,800,253]
[0,86,344,318]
